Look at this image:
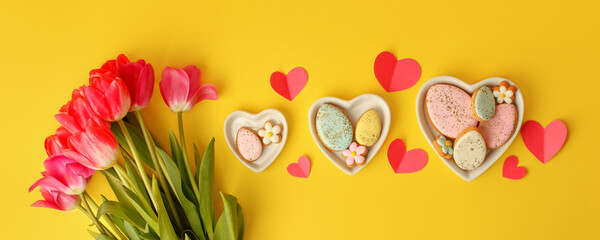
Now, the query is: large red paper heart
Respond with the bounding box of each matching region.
[270,67,308,101]
[374,51,421,92]
[502,155,527,180]
[287,156,311,178]
[387,139,428,173]
[521,120,567,164]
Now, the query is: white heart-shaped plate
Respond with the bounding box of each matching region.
[224,109,288,173]
[416,76,524,181]
[308,94,391,175]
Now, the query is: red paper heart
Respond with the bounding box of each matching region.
[387,139,428,173]
[521,120,567,164]
[287,156,311,178]
[270,67,308,101]
[374,51,421,92]
[502,155,527,180]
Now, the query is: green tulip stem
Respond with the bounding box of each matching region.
[113,164,155,215]
[117,119,158,210]
[79,193,115,239]
[134,110,183,231]
[177,112,202,203]
[83,192,127,240]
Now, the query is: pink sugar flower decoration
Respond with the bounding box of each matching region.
[341,142,367,168]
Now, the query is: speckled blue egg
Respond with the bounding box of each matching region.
[315,103,353,151]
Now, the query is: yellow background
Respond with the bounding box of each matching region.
[1,0,598,239]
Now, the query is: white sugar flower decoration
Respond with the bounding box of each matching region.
[257,121,282,145]
[492,81,517,104]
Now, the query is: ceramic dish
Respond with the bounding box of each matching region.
[224,109,288,173]
[415,76,524,181]
[308,94,391,175]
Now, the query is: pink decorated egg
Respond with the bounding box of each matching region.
[425,84,478,139]
[478,103,517,149]
[236,127,263,162]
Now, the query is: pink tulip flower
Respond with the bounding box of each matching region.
[159,65,218,113]
[31,186,80,211]
[64,119,119,170]
[84,70,131,122]
[44,127,71,156]
[29,154,95,195]
[55,87,103,134]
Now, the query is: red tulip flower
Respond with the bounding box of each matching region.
[116,55,155,111]
[31,186,80,211]
[55,87,103,134]
[84,70,131,122]
[94,54,155,111]
[159,65,218,113]
[29,154,95,195]
[64,119,119,170]
[44,127,71,156]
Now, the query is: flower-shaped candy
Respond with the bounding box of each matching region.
[492,81,517,104]
[257,121,282,145]
[341,142,367,168]
[437,136,454,155]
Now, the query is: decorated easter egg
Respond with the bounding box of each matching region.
[479,103,517,149]
[453,127,487,170]
[315,103,353,151]
[355,109,381,147]
[425,84,478,139]
[236,127,263,162]
[471,86,496,121]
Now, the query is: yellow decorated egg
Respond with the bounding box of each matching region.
[355,109,381,147]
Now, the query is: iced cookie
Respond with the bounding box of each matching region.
[433,135,454,159]
[425,84,478,139]
[257,121,282,145]
[355,109,381,147]
[492,81,517,104]
[479,103,517,149]
[471,86,496,121]
[315,103,353,151]
[453,127,487,170]
[341,142,368,168]
[236,127,263,162]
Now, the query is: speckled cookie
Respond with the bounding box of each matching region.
[471,86,496,121]
[453,127,487,171]
[479,103,517,149]
[425,84,478,139]
[315,103,353,151]
[355,109,381,147]
[236,127,263,162]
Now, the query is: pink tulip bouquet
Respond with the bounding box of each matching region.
[29,54,243,240]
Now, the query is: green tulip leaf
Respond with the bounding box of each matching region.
[111,121,155,169]
[169,130,192,189]
[102,170,134,210]
[156,148,206,240]
[87,230,115,240]
[199,138,215,239]
[214,192,240,240]
[151,177,178,240]
[236,203,244,240]
[96,201,147,232]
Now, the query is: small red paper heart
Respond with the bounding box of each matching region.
[374,51,421,92]
[502,155,527,180]
[270,67,308,101]
[387,139,428,173]
[521,120,567,164]
[287,156,311,178]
